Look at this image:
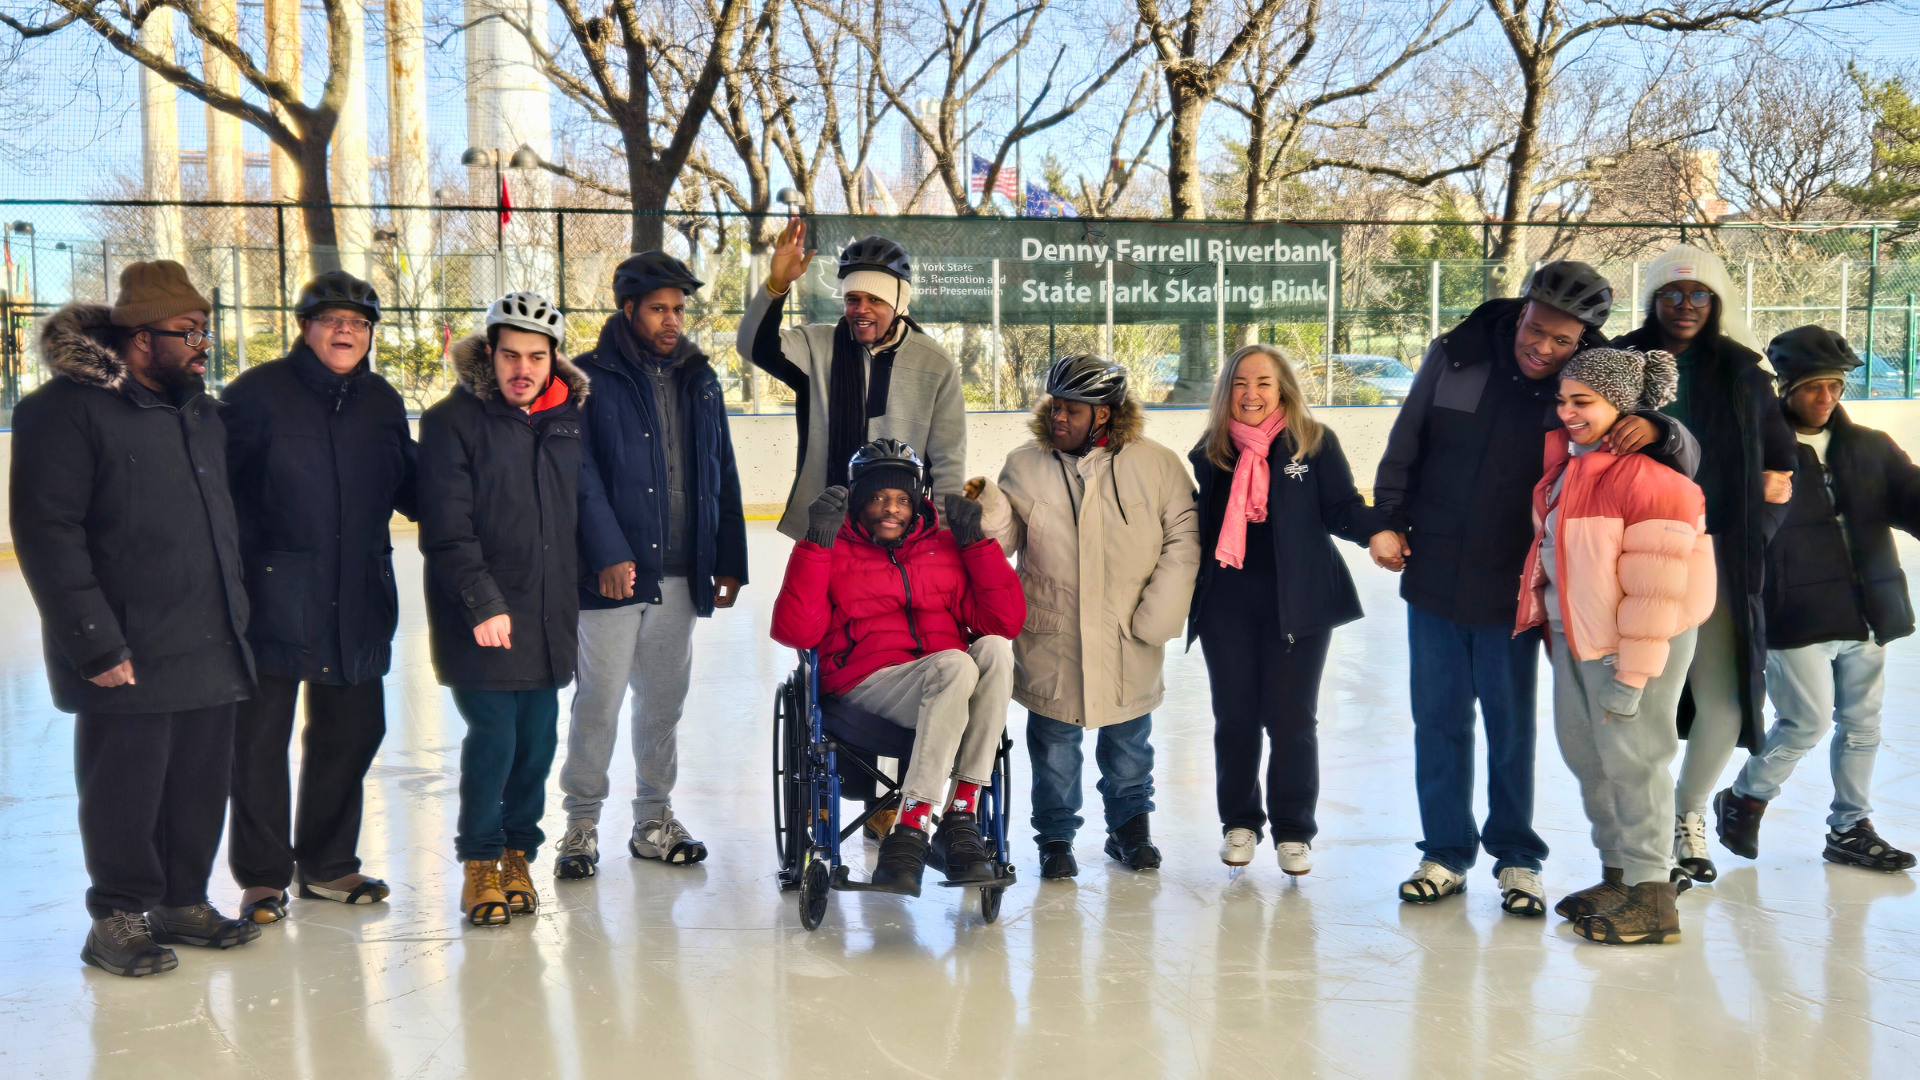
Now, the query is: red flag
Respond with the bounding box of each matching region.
[499,172,514,226]
[3,236,12,293]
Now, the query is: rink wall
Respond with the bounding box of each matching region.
[6,401,1920,550]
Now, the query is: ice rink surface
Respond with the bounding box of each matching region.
[2,523,1918,1079]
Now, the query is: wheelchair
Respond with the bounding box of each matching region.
[773,648,1016,930]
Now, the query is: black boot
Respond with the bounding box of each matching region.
[869,824,931,896]
[81,911,178,978]
[147,903,261,949]
[931,811,995,884]
[1039,840,1079,880]
[1104,813,1162,871]
[1825,819,1918,871]
[1714,787,1767,860]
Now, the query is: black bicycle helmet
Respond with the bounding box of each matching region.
[847,438,928,508]
[1045,353,1128,406]
[612,251,705,303]
[1525,260,1613,328]
[294,270,381,323]
[837,235,912,282]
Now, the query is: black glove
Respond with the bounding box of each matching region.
[807,485,850,547]
[944,492,985,548]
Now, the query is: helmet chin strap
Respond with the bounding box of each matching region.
[1064,412,1109,457]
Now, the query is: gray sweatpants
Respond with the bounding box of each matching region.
[560,584,698,827]
[1673,596,1744,817]
[1551,626,1698,886]
[839,637,1015,807]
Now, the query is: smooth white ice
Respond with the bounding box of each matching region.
[1,524,1917,1079]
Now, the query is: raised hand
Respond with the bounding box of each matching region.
[767,218,817,294]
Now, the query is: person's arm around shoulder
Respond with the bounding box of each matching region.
[947,493,1027,638]
[1604,457,1712,715]
[10,393,135,684]
[416,405,513,645]
[769,486,846,649]
[1128,447,1200,646]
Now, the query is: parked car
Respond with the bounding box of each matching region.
[1848,354,1912,399]
[1331,354,1416,405]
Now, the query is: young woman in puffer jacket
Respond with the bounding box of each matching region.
[1515,347,1715,945]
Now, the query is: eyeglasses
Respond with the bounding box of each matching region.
[314,314,374,334]
[1655,287,1716,309]
[140,327,211,349]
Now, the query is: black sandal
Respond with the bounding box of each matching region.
[241,891,290,924]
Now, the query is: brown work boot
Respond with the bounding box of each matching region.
[500,849,538,915]
[1574,880,1681,945]
[1555,866,1625,921]
[461,860,511,926]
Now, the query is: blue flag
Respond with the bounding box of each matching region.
[1025,182,1079,218]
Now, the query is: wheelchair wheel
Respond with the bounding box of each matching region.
[773,674,809,887]
[799,851,832,931]
[980,883,1004,924]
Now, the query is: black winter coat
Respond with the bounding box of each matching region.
[1373,298,1615,626]
[1764,405,1920,650]
[573,316,748,615]
[10,304,254,714]
[417,335,587,690]
[1187,426,1388,645]
[222,345,417,685]
[1614,324,1798,751]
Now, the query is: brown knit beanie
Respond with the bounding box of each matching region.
[111,260,212,327]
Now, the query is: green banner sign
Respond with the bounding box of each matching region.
[794,215,1343,326]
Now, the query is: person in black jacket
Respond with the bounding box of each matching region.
[221,270,417,924]
[418,292,586,926]
[11,262,259,977]
[1714,326,1920,872]
[1612,244,1797,885]
[1372,262,1695,915]
[1189,345,1396,879]
[555,252,747,879]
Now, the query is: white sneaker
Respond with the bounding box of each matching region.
[1673,812,1718,882]
[1220,828,1259,867]
[629,816,709,865]
[1276,841,1312,876]
[554,821,598,879]
[1398,860,1467,903]
[1496,866,1546,916]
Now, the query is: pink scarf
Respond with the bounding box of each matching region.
[1216,409,1288,570]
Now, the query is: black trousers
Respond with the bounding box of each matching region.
[228,674,388,888]
[1197,579,1333,843]
[75,704,238,918]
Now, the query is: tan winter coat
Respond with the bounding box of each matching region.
[976,398,1200,727]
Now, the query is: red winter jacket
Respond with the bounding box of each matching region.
[770,506,1027,697]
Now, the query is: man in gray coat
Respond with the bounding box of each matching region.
[736,219,967,538]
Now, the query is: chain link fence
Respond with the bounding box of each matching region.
[3,200,1918,423]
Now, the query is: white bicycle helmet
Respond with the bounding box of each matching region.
[485,291,565,350]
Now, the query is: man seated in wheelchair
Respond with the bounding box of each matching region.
[770,438,1027,896]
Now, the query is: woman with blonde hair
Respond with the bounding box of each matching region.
[1187,344,1399,876]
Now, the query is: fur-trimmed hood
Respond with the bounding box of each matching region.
[38,303,130,393]
[449,332,590,406]
[1028,393,1144,453]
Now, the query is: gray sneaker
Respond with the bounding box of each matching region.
[555,821,599,879]
[629,816,709,865]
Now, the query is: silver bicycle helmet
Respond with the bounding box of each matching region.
[485,291,565,350]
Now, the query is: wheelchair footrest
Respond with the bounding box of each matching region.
[936,865,1017,890]
[828,864,922,896]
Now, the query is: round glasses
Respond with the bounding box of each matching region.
[1655,287,1715,309]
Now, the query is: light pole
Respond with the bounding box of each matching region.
[9,222,37,305]
[54,241,78,302]
[461,147,541,295]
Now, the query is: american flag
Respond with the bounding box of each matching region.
[971,155,1017,200]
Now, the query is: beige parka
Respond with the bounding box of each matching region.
[975,398,1200,727]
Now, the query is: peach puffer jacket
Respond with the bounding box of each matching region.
[1514,435,1717,688]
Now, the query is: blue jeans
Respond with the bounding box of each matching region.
[1735,640,1886,828]
[1026,711,1154,845]
[1407,604,1547,875]
[451,687,561,862]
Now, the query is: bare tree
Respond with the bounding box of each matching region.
[504,0,748,250]
[1717,57,1871,221]
[1069,66,1171,215]
[807,0,1148,216]
[1480,0,1885,266]
[3,0,358,262]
